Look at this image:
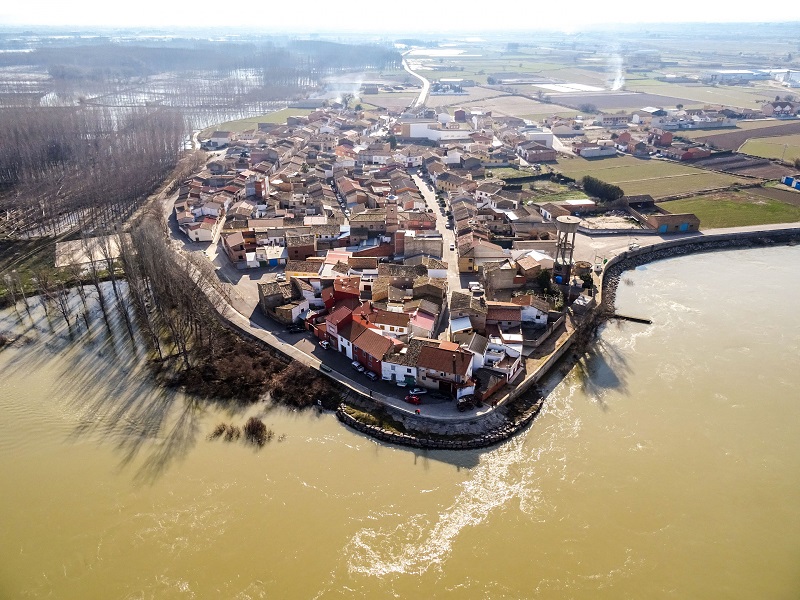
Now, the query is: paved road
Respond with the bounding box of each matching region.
[402,53,430,109]
[573,220,800,268]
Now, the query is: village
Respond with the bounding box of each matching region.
[170,83,800,414]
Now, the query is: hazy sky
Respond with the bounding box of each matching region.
[2,0,799,30]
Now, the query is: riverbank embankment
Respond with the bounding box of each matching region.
[600,227,800,310]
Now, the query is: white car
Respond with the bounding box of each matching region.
[449,243,455,251]
[410,387,428,395]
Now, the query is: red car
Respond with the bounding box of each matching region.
[404,395,421,405]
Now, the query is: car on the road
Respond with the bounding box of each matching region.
[396,381,408,388]
[365,371,378,381]
[286,324,305,333]
[351,361,365,373]
[404,395,421,405]
[410,387,427,395]
[445,223,453,229]
[319,340,330,349]
[449,243,455,251]
[275,273,286,282]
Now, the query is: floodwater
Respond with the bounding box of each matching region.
[1,246,799,599]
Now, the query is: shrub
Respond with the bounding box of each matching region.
[243,417,273,447]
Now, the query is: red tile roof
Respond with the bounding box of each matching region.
[417,344,472,377]
[486,302,522,322]
[326,305,354,327]
[352,327,393,361]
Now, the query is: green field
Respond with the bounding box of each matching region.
[554,155,750,198]
[199,108,314,137]
[740,134,800,163]
[664,191,800,228]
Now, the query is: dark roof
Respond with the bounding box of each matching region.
[374,309,411,328]
[466,333,489,355]
[286,233,315,247]
[378,263,428,278]
[285,260,322,274]
[450,291,487,315]
[338,320,368,343]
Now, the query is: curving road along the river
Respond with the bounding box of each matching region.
[402,51,430,109]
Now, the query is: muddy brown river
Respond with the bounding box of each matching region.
[1,246,799,599]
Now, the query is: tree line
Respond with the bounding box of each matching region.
[0,106,186,237]
[581,175,624,203]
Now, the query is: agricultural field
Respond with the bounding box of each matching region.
[623,77,781,109]
[690,121,800,150]
[554,155,751,198]
[750,185,800,207]
[433,87,508,105]
[361,90,419,111]
[663,190,800,228]
[537,91,702,111]
[740,134,800,163]
[521,108,582,122]
[472,94,558,118]
[199,108,313,137]
[690,153,795,180]
[681,119,798,136]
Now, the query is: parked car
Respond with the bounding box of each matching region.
[457,396,476,412]
[365,371,378,381]
[449,243,455,251]
[396,381,408,388]
[286,324,305,333]
[404,395,421,405]
[319,340,330,350]
[351,361,365,373]
[275,273,286,282]
[410,388,427,395]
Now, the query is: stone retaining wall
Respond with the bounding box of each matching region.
[336,396,545,451]
[600,227,800,310]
